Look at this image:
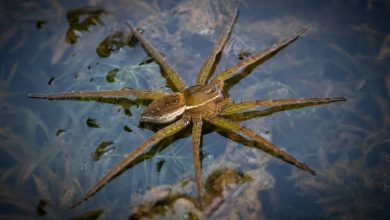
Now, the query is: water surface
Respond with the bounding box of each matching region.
[0,0,389,219]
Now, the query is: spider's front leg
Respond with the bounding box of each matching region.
[221,97,347,115]
[70,118,190,208]
[127,22,186,92]
[196,6,238,85]
[28,88,168,100]
[211,28,307,83]
[207,116,316,175]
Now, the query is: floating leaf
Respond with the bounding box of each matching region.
[36,20,46,29]
[138,57,154,66]
[56,129,66,136]
[105,68,119,83]
[97,31,131,57]
[86,118,100,128]
[124,108,132,117]
[48,77,55,85]
[93,141,114,161]
[36,199,48,216]
[156,160,165,172]
[65,7,107,44]
[124,125,132,132]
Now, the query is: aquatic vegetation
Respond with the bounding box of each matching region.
[65,7,108,44]
[105,68,120,83]
[68,208,104,220]
[29,2,346,209]
[93,141,115,161]
[36,198,49,216]
[129,165,272,219]
[96,31,138,58]
[36,20,46,29]
[86,118,100,128]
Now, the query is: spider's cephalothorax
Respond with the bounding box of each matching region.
[183,82,224,117]
[184,83,223,110]
[29,4,346,209]
[140,82,224,123]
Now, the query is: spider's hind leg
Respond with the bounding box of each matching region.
[207,116,316,175]
[221,97,347,115]
[191,116,203,208]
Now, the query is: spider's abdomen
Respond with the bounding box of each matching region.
[140,93,185,123]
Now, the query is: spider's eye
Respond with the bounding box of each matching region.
[211,86,216,93]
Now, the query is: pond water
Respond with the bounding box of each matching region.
[0,0,389,219]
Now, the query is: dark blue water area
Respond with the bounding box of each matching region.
[1,0,390,219]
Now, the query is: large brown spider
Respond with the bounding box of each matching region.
[30,6,346,208]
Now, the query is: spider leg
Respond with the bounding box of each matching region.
[196,6,238,85]
[211,28,307,83]
[70,118,190,208]
[207,116,316,175]
[127,22,187,92]
[28,88,167,100]
[226,106,310,122]
[192,116,203,208]
[221,97,347,115]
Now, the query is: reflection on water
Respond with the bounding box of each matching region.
[0,0,389,219]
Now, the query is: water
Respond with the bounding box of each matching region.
[0,0,389,219]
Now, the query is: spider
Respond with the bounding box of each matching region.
[30,6,346,208]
